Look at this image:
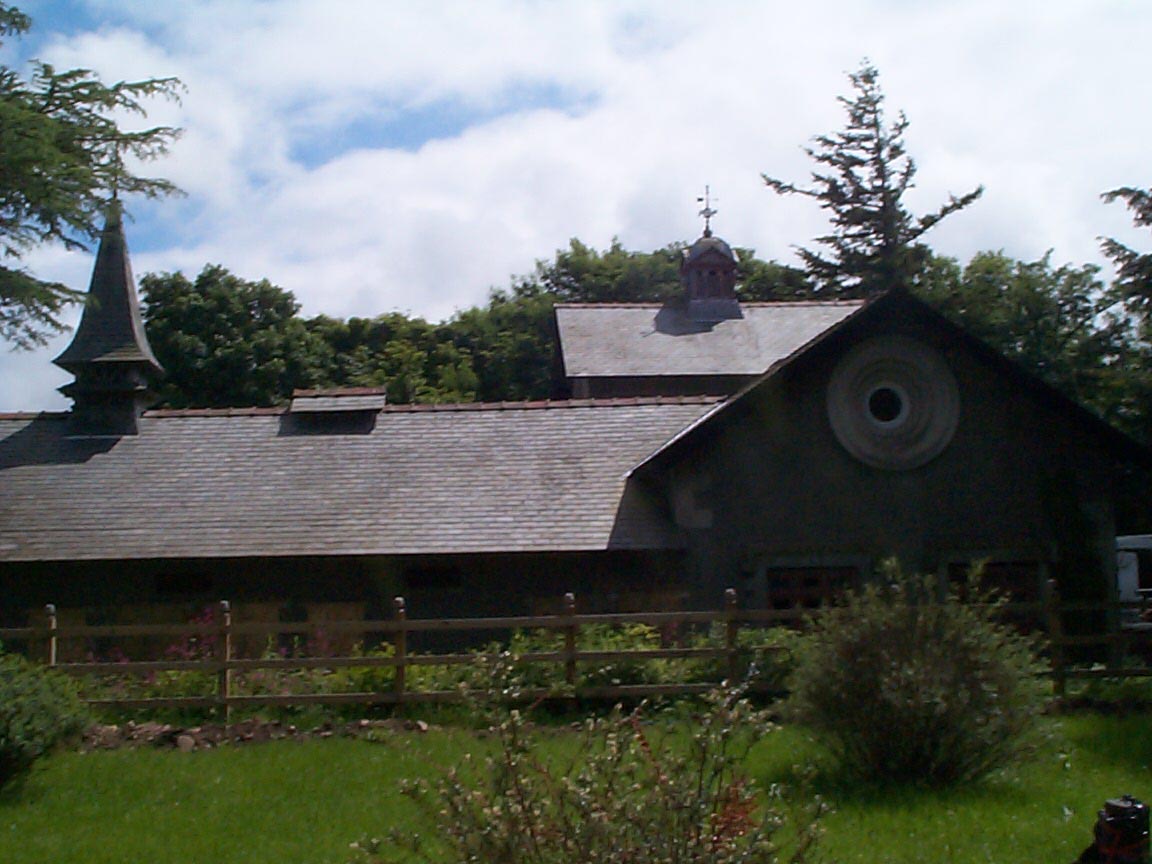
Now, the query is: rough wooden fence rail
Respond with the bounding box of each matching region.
[3,591,771,716]
[2,581,1151,717]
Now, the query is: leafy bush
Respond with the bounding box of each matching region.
[0,651,90,790]
[786,564,1048,786]
[351,680,825,863]
[679,624,802,692]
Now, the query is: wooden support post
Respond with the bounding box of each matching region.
[724,588,739,684]
[393,597,407,701]
[218,601,233,724]
[1045,579,1066,701]
[44,604,57,667]
[563,592,578,688]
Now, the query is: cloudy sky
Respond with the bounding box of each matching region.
[2,0,1149,411]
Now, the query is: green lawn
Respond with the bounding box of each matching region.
[756,713,1152,864]
[2,712,1149,864]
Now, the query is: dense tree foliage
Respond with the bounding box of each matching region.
[917,251,1133,425]
[306,313,478,404]
[140,241,810,408]
[141,267,329,408]
[0,3,181,347]
[1100,186,1152,440]
[527,238,683,303]
[763,61,982,297]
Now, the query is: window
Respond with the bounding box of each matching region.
[744,556,865,610]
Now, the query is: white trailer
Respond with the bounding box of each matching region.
[1117,535,1152,627]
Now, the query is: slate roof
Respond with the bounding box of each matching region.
[555,301,864,378]
[0,397,719,563]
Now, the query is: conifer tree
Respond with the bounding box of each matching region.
[1100,185,1152,441]
[1101,186,1152,319]
[763,61,982,297]
[0,3,182,347]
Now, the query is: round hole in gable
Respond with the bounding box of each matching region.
[867,385,905,425]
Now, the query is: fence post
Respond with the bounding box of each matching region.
[724,588,739,684]
[44,604,57,667]
[1045,579,1066,701]
[563,593,578,688]
[217,601,232,724]
[393,597,407,701]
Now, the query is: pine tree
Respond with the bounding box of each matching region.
[763,61,982,297]
[1100,185,1152,442]
[1101,186,1152,318]
[0,3,182,347]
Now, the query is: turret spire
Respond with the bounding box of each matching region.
[53,203,162,435]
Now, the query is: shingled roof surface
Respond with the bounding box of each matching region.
[0,398,719,562]
[555,301,864,378]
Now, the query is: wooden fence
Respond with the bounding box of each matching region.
[2,582,1152,717]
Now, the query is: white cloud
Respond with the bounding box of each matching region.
[2,0,1150,411]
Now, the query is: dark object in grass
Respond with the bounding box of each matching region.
[1076,796,1150,864]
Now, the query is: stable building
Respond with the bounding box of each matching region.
[1,211,1147,645]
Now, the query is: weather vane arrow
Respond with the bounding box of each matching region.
[697,185,718,236]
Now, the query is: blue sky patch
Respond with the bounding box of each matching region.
[288,82,598,169]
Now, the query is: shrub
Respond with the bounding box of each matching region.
[680,624,802,692]
[0,651,90,790]
[351,680,825,864]
[786,563,1048,786]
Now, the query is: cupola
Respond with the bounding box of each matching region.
[680,187,741,322]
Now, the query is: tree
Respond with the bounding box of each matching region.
[1102,186,1152,315]
[735,250,814,300]
[528,237,683,303]
[763,61,982,297]
[918,250,1126,416]
[141,266,330,408]
[448,288,558,402]
[1100,185,1152,443]
[139,241,811,408]
[306,312,479,404]
[0,3,181,347]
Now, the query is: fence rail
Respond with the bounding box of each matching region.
[3,582,1152,717]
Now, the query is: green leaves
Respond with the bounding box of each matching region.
[0,650,90,791]
[787,565,1048,786]
[142,266,325,408]
[0,2,182,347]
[763,60,982,297]
[360,685,825,864]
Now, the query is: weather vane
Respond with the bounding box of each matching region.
[697,185,718,237]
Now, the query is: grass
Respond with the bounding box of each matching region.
[755,713,1152,864]
[1,711,1150,864]
[0,732,483,864]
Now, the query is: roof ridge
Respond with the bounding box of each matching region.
[291,386,388,398]
[0,411,70,421]
[145,406,287,418]
[555,299,867,310]
[139,396,724,418]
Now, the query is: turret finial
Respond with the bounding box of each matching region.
[697,185,718,237]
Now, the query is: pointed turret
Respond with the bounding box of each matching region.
[54,204,162,436]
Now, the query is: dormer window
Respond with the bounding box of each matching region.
[283,387,387,435]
